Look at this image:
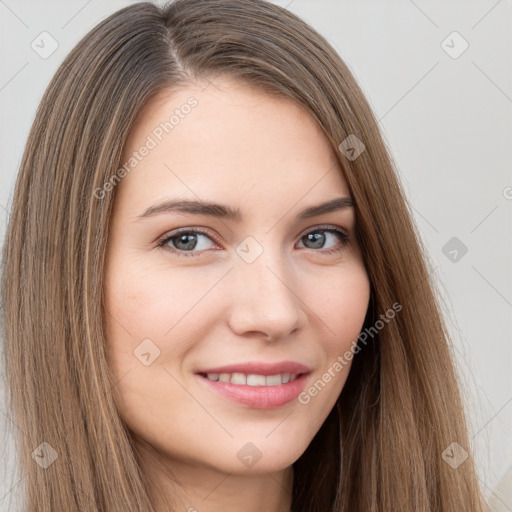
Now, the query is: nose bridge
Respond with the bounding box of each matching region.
[229,237,305,337]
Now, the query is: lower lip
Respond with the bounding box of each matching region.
[196,373,309,409]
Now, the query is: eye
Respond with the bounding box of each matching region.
[297,225,350,255]
[156,224,350,258]
[156,228,218,257]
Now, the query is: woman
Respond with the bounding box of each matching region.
[0,0,490,511]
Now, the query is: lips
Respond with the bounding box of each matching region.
[195,361,311,409]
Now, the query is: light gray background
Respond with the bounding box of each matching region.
[0,0,511,510]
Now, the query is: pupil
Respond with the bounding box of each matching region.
[177,233,196,250]
[307,232,325,249]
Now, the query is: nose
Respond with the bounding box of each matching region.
[227,248,307,341]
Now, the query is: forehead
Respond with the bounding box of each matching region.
[116,78,350,215]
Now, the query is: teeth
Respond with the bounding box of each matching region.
[204,372,299,386]
[230,373,246,385]
[247,374,266,386]
[265,374,282,386]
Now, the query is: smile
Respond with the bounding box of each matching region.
[201,372,300,386]
[196,372,309,409]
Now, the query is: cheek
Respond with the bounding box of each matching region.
[316,262,370,340]
[105,261,202,342]
[301,263,370,404]
[103,260,224,386]
[104,261,171,380]
[103,263,206,434]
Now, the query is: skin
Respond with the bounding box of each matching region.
[104,76,371,512]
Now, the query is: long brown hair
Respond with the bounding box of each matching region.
[1,1,490,510]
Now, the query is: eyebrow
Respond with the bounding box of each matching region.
[135,196,354,222]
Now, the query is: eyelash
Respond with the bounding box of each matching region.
[156,224,350,258]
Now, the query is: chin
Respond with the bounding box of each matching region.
[214,435,309,474]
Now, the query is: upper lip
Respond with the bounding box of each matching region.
[196,361,310,376]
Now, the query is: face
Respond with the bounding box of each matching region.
[104,77,370,477]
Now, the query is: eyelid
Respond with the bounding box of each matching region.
[156,225,220,248]
[156,223,348,242]
[156,223,351,255]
